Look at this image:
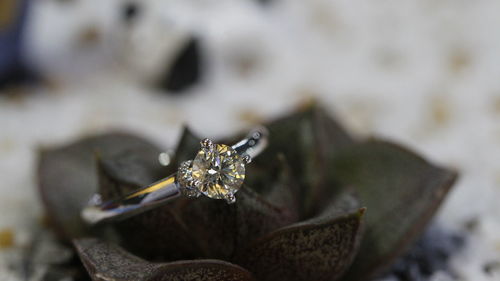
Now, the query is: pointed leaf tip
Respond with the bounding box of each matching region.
[38,133,163,239]
[332,140,458,281]
[237,208,364,281]
[74,238,256,281]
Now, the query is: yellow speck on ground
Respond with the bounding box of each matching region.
[0,138,15,154]
[490,96,500,115]
[449,48,471,74]
[0,229,14,249]
[430,95,451,126]
[78,25,101,46]
[238,109,263,125]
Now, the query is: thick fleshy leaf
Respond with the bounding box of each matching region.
[96,146,169,199]
[331,141,458,281]
[236,197,365,281]
[172,126,201,166]
[177,185,299,260]
[74,238,255,281]
[252,154,301,218]
[112,196,202,261]
[253,103,355,218]
[37,133,165,239]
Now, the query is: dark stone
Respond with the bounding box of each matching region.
[256,0,273,5]
[0,65,38,90]
[121,2,141,25]
[374,225,465,281]
[0,0,38,91]
[158,37,202,93]
[483,261,500,276]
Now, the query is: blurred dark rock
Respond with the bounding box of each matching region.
[374,225,465,281]
[0,0,37,91]
[256,0,274,5]
[483,260,500,276]
[158,37,202,93]
[121,2,141,25]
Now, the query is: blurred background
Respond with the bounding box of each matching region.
[1,0,499,280]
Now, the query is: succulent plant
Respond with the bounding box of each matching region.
[37,103,457,281]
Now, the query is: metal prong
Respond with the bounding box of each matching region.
[225,193,236,204]
[242,155,251,164]
[200,138,214,151]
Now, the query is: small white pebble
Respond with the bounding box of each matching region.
[158,152,172,166]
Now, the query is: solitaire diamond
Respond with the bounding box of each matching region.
[191,144,245,200]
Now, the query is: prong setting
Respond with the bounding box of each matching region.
[191,142,246,203]
[242,154,252,164]
[200,138,214,151]
[225,193,236,204]
[178,131,267,204]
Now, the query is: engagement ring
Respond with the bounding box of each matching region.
[82,127,268,224]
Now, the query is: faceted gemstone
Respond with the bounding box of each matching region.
[191,144,245,199]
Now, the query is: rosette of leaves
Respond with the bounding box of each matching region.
[37,103,457,281]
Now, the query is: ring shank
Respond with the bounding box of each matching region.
[81,175,180,224]
[232,126,268,158]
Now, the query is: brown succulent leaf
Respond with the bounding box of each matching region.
[97,147,168,200]
[331,140,458,281]
[255,154,301,217]
[147,261,255,281]
[172,126,201,166]
[319,189,362,220]
[254,103,355,218]
[74,238,255,281]
[113,198,204,261]
[245,153,299,208]
[177,184,299,260]
[237,207,365,281]
[37,133,164,239]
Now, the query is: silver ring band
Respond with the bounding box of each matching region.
[81,127,268,225]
